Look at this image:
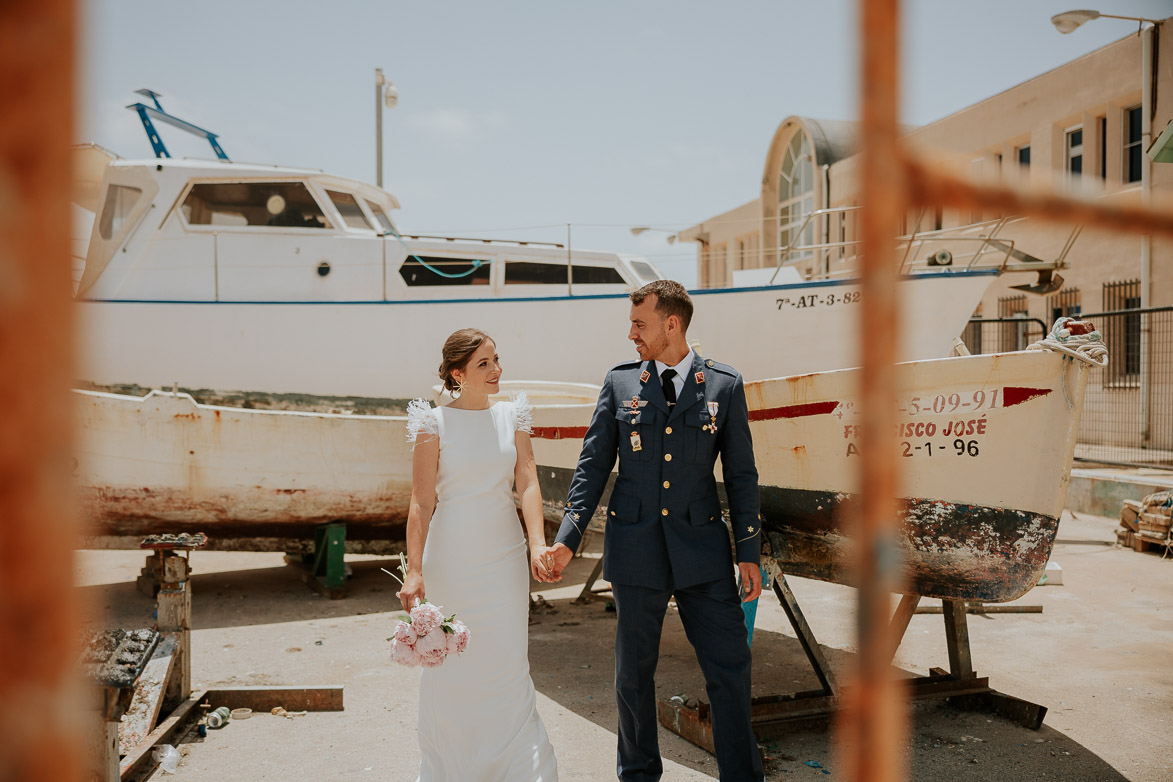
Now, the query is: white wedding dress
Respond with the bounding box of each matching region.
[406,396,559,782]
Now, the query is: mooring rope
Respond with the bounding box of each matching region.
[1026,317,1109,367]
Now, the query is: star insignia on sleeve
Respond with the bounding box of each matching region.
[573,513,580,520]
[747,525,755,533]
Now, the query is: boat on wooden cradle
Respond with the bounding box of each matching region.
[523,319,1108,603]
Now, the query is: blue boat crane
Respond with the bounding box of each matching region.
[126,88,229,161]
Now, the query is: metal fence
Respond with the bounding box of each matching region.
[964,307,1173,468]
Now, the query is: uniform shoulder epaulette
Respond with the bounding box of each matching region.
[609,358,643,373]
[701,358,739,377]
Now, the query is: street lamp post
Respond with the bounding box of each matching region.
[374,68,398,189]
[1052,9,1160,442]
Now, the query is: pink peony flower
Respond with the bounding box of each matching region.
[393,621,418,645]
[410,602,444,636]
[445,632,460,654]
[415,626,447,659]
[390,638,421,667]
[451,620,470,653]
[418,653,445,668]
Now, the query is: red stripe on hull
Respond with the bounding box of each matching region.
[531,426,589,440]
[748,401,840,422]
[1003,386,1052,407]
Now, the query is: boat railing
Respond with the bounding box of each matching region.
[759,206,1080,286]
[400,234,566,249]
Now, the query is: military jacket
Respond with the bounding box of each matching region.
[555,352,761,589]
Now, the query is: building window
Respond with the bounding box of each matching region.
[399,256,491,287]
[998,294,1030,352]
[1066,127,1083,179]
[1124,105,1143,184]
[778,132,815,264]
[1047,287,1081,325]
[1099,116,1107,179]
[962,304,984,354]
[1016,145,1031,168]
[1103,279,1141,384]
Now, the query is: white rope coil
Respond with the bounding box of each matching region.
[1027,317,1109,368]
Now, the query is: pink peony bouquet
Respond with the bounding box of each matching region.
[383,555,469,668]
[389,601,470,668]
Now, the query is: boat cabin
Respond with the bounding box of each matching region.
[72,149,661,303]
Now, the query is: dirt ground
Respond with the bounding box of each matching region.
[75,510,1171,781]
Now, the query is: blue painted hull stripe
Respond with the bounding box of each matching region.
[79,269,999,306]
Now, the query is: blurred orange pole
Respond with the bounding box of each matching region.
[836,0,908,780]
[0,0,82,780]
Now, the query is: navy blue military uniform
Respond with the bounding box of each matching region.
[555,351,764,782]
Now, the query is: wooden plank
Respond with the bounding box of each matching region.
[204,685,344,712]
[119,693,203,780]
[117,634,178,755]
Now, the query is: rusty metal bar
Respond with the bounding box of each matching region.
[0,0,80,780]
[836,0,909,780]
[905,157,1173,239]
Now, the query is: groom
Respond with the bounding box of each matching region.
[549,280,765,782]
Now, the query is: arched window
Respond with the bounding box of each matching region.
[778,132,814,264]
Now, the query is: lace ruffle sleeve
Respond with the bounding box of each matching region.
[511,392,534,435]
[405,398,439,446]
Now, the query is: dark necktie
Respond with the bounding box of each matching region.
[661,368,677,406]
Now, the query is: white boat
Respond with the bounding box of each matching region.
[523,322,1106,602]
[71,98,1003,406]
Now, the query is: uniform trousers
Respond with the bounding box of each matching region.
[611,575,765,782]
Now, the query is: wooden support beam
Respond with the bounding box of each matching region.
[942,600,974,678]
[887,594,921,662]
[773,576,838,695]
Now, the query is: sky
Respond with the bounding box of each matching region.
[79,0,1171,287]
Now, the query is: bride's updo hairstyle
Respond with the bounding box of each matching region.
[438,328,492,393]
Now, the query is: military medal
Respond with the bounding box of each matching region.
[630,430,643,452]
[702,401,719,433]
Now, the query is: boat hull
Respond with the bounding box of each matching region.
[75,271,996,402]
[524,348,1093,602]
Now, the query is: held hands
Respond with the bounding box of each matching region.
[530,544,560,583]
[396,572,426,610]
[547,543,574,580]
[738,562,763,603]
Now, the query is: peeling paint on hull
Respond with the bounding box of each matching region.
[760,487,1058,602]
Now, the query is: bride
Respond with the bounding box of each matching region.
[398,328,560,781]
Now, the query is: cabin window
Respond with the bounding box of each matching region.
[326,190,374,230]
[364,199,396,234]
[181,182,330,228]
[98,184,142,240]
[778,131,815,265]
[399,256,491,287]
[505,261,625,285]
[629,261,660,282]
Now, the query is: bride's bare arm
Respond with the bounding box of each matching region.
[399,433,438,609]
[515,431,554,582]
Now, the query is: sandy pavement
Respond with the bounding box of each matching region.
[75,510,1171,781]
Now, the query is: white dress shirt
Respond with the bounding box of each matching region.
[654,348,694,399]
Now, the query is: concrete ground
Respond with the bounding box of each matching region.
[75,510,1172,781]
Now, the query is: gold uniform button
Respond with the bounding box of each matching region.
[663,481,670,489]
[661,508,668,516]
[665,426,673,434]
[610,511,616,516]
[664,453,672,462]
